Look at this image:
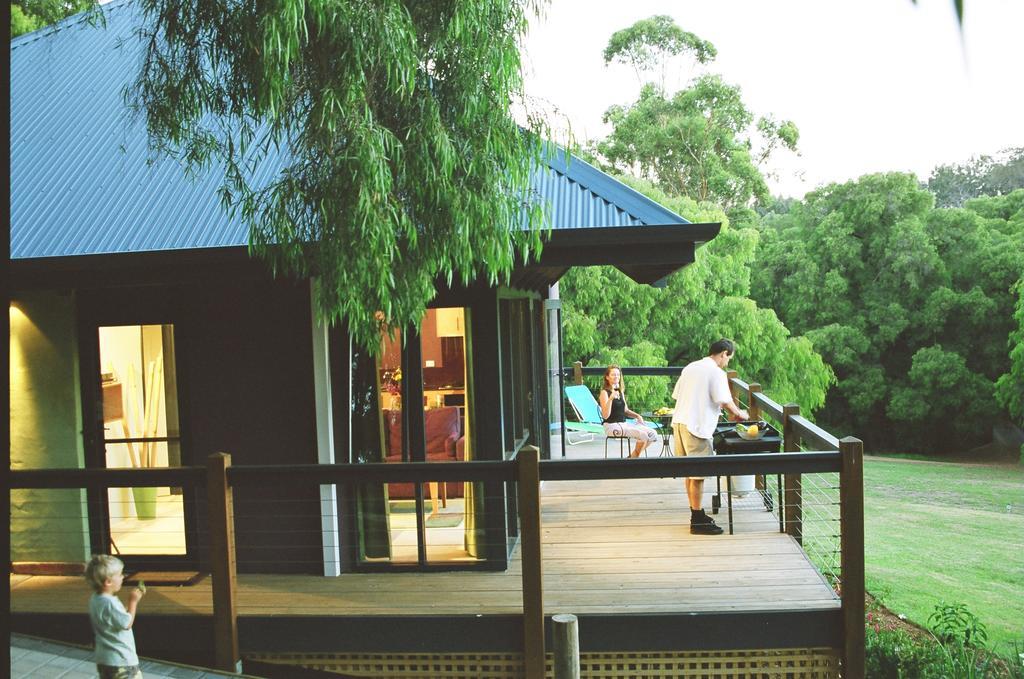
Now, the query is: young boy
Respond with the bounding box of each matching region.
[85,554,146,679]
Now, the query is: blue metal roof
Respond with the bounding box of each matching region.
[10,0,690,261]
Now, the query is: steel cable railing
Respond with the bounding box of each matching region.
[10,446,860,674]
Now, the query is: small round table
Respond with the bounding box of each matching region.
[648,413,675,457]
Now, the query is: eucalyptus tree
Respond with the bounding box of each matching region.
[596,16,798,212]
[602,14,716,92]
[128,0,550,350]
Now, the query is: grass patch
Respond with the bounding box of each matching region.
[864,455,1024,655]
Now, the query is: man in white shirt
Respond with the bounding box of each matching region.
[672,339,749,534]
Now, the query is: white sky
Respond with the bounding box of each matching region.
[521,0,1024,199]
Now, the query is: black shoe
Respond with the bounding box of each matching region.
[689,510,724,535]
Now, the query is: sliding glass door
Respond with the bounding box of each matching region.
[351,307,482,567]
[96,324,186,556]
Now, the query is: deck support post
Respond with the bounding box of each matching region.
[726,370,739,417]
[517,445,545,679]
[207,452,240,673]
[840,437,865,679]
[782,403,802,544]
[552,613,580,679]
[748,384,765,498]
[747,383,762,420]
[572,361,583,385]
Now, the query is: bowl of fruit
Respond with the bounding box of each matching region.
[654,407,673,417]
[736,421,768,441]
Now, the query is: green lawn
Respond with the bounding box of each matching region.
[863,456,1024,654]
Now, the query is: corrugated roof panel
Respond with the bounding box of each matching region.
[11,0,688,261]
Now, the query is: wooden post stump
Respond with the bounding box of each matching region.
[552,613,580,679]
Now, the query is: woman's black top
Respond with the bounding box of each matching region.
[602,389,626,423]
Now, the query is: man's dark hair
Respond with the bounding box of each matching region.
[708,339,735,356]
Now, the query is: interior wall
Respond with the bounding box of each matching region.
[9,291,90,562]
[421,310,442,367]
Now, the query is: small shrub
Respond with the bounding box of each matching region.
[864,600,1021,678]
[866,625,944,678]
[930,602,989,648]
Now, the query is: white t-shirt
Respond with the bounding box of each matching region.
[671,356,733,439]
[89,592,138,666]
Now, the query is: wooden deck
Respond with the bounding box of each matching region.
[11,478,837,618]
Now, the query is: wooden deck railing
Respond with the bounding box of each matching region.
[566,361,864,678]
[10,444,863,678]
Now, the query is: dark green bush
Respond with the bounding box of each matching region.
[865,601,1022,678]
[865,624,944,678]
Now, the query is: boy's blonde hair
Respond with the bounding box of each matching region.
[85,554,124,592]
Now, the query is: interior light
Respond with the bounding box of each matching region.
[10,302,28,324]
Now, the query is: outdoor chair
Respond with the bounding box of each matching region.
[563,385,660,458]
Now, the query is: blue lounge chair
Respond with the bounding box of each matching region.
[563,385,660,457]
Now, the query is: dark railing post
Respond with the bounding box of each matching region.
[747,383,762,420]
[782,404,802,544]
[572,361,583,386]
[517,445,545,679]
[840,437,865,679]
[207,453,240,672]
[748,383,765,498]
[726,370,739,417]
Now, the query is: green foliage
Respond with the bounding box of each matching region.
[11,4,42,36]
[888,346,994,449]
[929,602,989,647]
[865,599,1020,679]
[928,147,1024,208]
[10,0,94,38]
[593,341,668,414]
[128,0,550,351]
[560,174,833,416]
[995,279,1024,424]
[865,625,945,679]
[752,176,1024,452]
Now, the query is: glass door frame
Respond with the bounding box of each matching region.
[349,306,489,572]
[77,294,200,571]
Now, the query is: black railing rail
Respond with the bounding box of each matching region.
[10,467,206,489]
[539,452,840,480]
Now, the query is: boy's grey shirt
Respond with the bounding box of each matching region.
[89,592,139,666]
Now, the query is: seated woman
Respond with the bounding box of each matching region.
[599,365,658,458]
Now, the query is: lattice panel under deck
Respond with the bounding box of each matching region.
[246,647,841,678]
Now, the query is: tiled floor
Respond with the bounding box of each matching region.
[9,634,264,679]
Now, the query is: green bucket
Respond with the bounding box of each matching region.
[131,487,158,520]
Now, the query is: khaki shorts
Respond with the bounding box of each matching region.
[673,424,715,480]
